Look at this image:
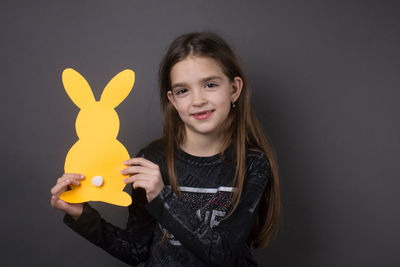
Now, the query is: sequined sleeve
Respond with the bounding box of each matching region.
[64,186,155,265]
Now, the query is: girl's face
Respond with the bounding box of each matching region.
[167,56,242,140]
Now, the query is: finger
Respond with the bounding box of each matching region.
[121,165,158,176]
[60,173,85,180]
[124,175,134,184]
[53,197,69,211]
[57,173,85,184]
[120,165,144,175]
[66,173,85,182]
[51,179,74,197]
[124,157,158,169]
[50,179,80,198]
[50,195,66,209]
[50,195,58,208]
[132,180,148,190]
[124,174,148,184]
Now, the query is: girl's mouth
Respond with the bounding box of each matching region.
[192,110,214,120]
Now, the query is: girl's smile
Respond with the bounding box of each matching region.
[191,109,215,120]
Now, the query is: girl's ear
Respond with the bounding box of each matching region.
[62,68,96,109]
[100,69,135,108]
[231,76,243,103]
[167,91,178,109]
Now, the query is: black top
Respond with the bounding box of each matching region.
[64,140,270,266]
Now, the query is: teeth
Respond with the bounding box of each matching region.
[193,110,213,115]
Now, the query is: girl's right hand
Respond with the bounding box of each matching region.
[50,173,85,220]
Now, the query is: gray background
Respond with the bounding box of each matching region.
[1,0,399,266]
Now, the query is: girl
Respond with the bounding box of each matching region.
[51,32,280,266]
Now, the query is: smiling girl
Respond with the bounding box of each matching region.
[51,32,280,266]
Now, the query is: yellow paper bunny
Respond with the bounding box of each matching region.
[60,68,134,206]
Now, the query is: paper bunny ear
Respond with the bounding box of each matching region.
[100,69,135,108]
[62,68,96,109]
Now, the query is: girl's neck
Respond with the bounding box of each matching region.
[180,132,223,157]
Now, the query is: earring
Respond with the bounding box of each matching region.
[231,101,236,108]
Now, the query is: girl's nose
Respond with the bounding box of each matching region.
[192,89,207,107]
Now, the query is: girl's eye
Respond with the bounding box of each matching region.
[175,88,188,95]
[205,83,218,88]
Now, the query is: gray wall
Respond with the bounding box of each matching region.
[1,0,399,266]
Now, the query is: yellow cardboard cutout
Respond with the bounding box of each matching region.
[60,68,135,206]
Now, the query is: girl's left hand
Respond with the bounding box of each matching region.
[121,157,165,203]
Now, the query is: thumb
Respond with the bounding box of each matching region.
[55,198,70,211]
[50,195,65,210]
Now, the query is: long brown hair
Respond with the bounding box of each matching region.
[158,32,280,248]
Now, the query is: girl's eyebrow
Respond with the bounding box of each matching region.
[199,76,223,84]
[171,76,223,90]
[171,82,188,90]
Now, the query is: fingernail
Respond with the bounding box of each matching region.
[123,178,127,183]
[65,179,70,184]
[80,174,84,179]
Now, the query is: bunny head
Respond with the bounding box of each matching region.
[62,68,135,140]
